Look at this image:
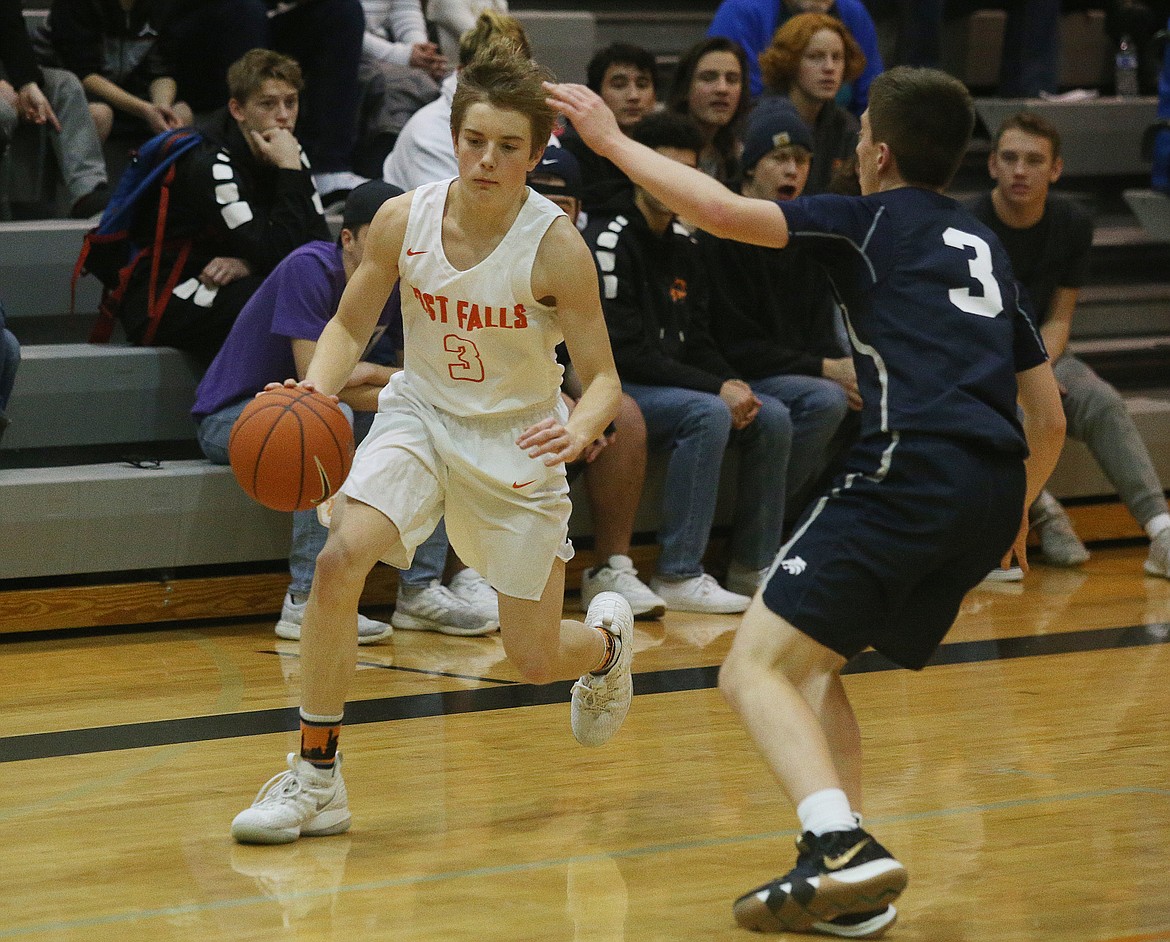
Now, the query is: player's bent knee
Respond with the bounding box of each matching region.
[503,644,558,686]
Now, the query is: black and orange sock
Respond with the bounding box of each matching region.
[300,709,343,769]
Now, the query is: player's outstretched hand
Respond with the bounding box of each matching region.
[544,82,621,157]
[517,417,588,466]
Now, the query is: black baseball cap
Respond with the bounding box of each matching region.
[341,180,404,232]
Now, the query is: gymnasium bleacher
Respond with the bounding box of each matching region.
[2,1,1169,634]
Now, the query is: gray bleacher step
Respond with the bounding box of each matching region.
[1,390,1167,581]
[974,97,1157,177]
[0,459,290,580]
[1046,388,1170,500]
[1074,283,1170,338]
[1123,188,1170,241]
[1,344,201,450]
[0,219,100,322]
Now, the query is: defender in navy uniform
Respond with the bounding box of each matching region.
[548,67,1067,937]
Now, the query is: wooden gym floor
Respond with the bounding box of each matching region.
[1,545,1168,942]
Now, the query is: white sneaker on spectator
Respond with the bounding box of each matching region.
[1144,528,1170,578]
[275,593,391,644]
[571,592,634,747]
[391,580,499,636]
[982,565,1024,583]
[447,568,500,625]
[650,573,751,614]
[581,554,665,619]
[231,753,351,845]
[725,560,771,596]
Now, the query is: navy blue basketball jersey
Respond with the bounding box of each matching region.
[780,188,1048,455]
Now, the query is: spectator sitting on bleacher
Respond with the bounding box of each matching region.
[191,182,404,644]
[667,37,750,184]
[0,300,18,445]
[757,12,863,196]
[707,0,883,112]
[584,111,790,613]
[110,48,329,365]
[529,146,665,619]
[383,9,528,192]
[698,102,857,524]
[41,0,193,145]
[969,111,1170,579]
[0,0,109,218]
[558,42,658,219]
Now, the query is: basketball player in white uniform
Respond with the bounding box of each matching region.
[232,45,635,845]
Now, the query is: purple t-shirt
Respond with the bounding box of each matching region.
[192,241,402,419]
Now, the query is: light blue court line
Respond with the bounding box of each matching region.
[4,785,1168,939]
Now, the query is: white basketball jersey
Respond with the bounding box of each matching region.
[395,179,566,417]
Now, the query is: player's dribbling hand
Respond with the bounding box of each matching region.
[260,379,340,403]
[543,82,621,157]
[517,417,588,466]
[1003,517,1030,574]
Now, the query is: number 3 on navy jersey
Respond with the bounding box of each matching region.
[943,227,1003,318]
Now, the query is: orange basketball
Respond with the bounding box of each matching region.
[228,387,355,512]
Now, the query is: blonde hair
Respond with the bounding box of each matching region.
[458,9,531,67]
[227,48,303,103]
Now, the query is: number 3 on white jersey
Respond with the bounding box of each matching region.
[943,227,1003,318]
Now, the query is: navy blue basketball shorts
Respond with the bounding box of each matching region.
[760,433,1025,670]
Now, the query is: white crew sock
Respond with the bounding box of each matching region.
[1145,513,1170,539]
[796,788,857,836]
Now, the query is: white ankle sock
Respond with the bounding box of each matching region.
[1145,513,1170,539]
[797,788,856,836]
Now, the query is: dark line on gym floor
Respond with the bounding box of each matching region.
[3,621,1167,763]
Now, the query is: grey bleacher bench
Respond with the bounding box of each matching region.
[974,97,1157,177]
[0,220,100,332]
[1123,189,1170,241]
[4,386,1167,582]
[0,344,201,450]
[512,10,596,85]
[1046,388,1170,500]
[0,459,290,580]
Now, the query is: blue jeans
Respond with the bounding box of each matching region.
[1000,0,1061,97]
[624,382,789,578]
[197,399,448,594]
[748,374,850,517]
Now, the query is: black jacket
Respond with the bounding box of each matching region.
[46,0,173,91]
[583,196,738,393]
[119,108,329,338]
[696,231,846,380]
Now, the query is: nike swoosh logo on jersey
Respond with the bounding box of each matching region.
[823,838,871,871]
[512,480,536,489]
[406,247,427,256]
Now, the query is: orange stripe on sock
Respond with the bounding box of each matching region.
[300,719,341,767]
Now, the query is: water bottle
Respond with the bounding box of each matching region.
[1116,34,1140,97]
